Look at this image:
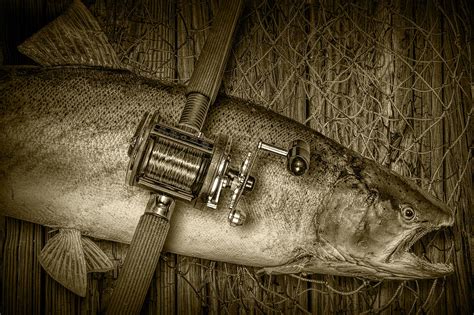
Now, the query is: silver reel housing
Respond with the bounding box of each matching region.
[127,111,310,226]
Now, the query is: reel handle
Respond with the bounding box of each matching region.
[227,139,310,226]
[106,195,174,314]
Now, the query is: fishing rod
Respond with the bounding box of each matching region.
[106,0,310,313]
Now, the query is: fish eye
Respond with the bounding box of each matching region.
[401,205,416,221]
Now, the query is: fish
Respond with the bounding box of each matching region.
[0,0,454,297]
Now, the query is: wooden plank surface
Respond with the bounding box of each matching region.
[1,0,472,314]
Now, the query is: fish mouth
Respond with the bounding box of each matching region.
[261,226,453,280]
[379,227,454,279]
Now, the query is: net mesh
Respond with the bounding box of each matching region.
[88,0,472,313]
[1,0,471,313]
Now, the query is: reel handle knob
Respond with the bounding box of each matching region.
[227,150,258,226]
[228,209,246,226]
[259,139,310,176]
[287,139,310,176]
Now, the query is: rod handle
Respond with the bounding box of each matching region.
[106,213,170,314]
[179,0,244,133]
[186,0,243,101]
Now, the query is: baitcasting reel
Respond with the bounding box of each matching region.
[127,111,311,226]
[109,3,312,313]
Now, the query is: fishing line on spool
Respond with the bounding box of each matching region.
[143,138,207,193]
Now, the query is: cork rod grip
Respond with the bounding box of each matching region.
[106,214,170,314]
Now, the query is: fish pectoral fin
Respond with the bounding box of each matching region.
[39,229,87,297]
[17,0,120,68]
[260,256,313,275]
[82,237,114,273]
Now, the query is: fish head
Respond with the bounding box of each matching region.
[316,157,454,279]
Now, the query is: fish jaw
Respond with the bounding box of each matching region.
[365,206,455,279]
[264,225,454,280]
[377,252,454,280]
[375,226,454,279]
[323,216,455,280]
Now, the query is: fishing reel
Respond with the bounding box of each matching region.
[126,111,310,226]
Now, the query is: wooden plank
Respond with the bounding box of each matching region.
[440,0,473,313]
[17,221,34,314]
[214,262,242,314]
[1,218,44,314]
[141,252,177,315]
[383,0,417,313]
[3,218,20,315]
[81,274,100,315]
[397,2,420,313]
[0,0,473,314]
[175,257,200,314]
[33,222,43,314]
[0,216,5,312]
[159,253,178,314]
[438,1,455,313]
[419,3,447,315]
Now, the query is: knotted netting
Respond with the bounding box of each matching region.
[88,0,472,313]
[0,0,471,313]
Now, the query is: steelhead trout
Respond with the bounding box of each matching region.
[0,0,454,296]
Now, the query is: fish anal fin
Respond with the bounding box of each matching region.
[39,229,87,297]
[82,237,114,273]
[18,0,120,68]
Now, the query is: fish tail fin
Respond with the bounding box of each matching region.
[39,229,113,297]
[82,236,114,272]
[39,229,87,296]
[17,0,120,68]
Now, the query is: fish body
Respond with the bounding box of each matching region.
[0,66,454,280]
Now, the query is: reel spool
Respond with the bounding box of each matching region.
[127,112,212,202]
[126,111,254,222]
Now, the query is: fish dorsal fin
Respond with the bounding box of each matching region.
[39,229,87,297]
[82,237,114,272]
[18,0,120,68]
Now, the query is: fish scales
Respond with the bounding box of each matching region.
[0,66,454,280]
[0,66,332,264]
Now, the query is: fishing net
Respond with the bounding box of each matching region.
[1,0,472,313]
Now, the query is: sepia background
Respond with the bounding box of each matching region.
[1,0,472,313]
